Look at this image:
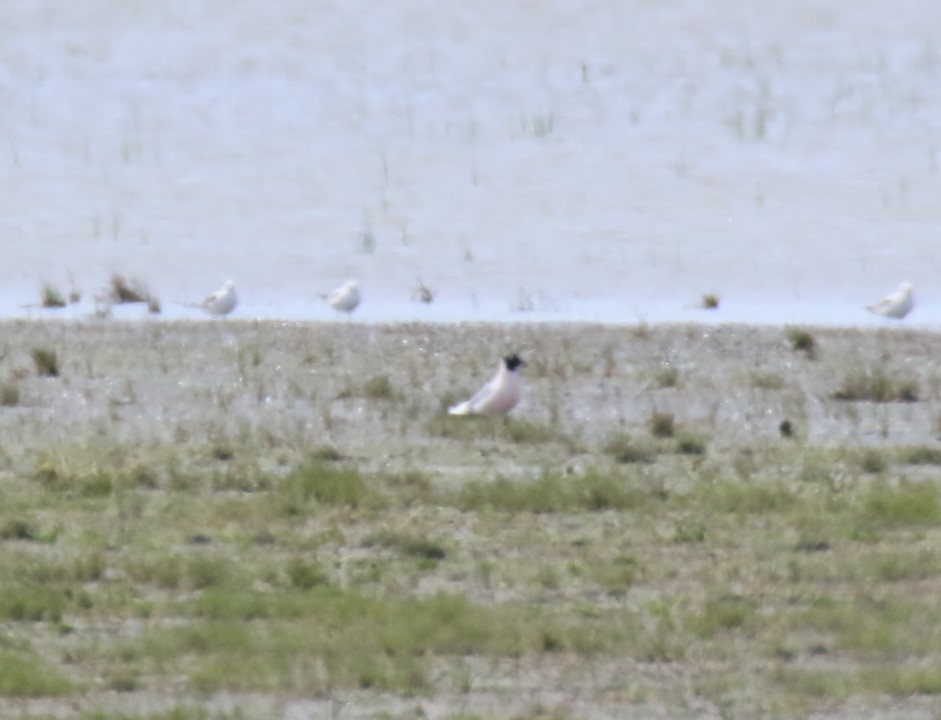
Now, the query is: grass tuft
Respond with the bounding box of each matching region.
[109,274,150,304]
[31,347,59,377]
[0,650,71,695]
[860,481,941,528]
[898,446,941,465]
[787,327,816,356]
[40,283,66,308]
[650,412,675,438]
[675,432,707,455]
[833,367,918,403]
[361,374,395,400]
[279,461,375,509]
[457,471,652,513]
[0,381,20,406]
[603,432,657,463]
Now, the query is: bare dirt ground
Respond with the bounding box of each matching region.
[1,319,941,719]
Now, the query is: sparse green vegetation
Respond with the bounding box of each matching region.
[787,327,816,356]
[603,432,657,463]
[833,367,919,402]
[0,321,940,717]
[279,460,375,509]
[0,650,72,695]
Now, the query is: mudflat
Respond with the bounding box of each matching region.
[1,319,941,719]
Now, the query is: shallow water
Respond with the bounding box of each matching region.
[2,0,941,326]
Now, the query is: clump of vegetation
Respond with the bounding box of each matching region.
[363,530,447,562]
[31,347,59,377]
[412,278,434,303]
[0,650,72,695]
[675,433,707,455]
[0,381,20,406]
[857,449,888,474]
[655,364,679,388]
[279,461,375,510]
[860,481,941,528]
[898,446,941,465]
[787,327,816,357]
[109,273,150,304]
[361,374,395,400]
[40,283,66,308]
[674,521,706,543]
[650,412,675,438]
[457,471,652,513]
[750,370,784,390]
[603,432,657,464]
[701,294,720,309]
[504,418,561,444]
[833,368,918,403]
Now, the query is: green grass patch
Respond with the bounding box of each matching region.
[456,470,653,513]
[859,480,941,527]
[123,588,622,693]
[278,460,376,510]
[0,584,67,621]
[0,649,71,695]
[603,432,657,463]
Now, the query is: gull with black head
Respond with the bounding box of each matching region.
[448,354,526,416]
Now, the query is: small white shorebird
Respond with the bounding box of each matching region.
[197,280,238,317]
[449,354,526,416]
[866,281,914,320]
[322,280,361,317]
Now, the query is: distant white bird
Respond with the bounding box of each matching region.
[448,354,526,416]
[198,280,238,317]
[866,281,914,320]
[322,280,361,317]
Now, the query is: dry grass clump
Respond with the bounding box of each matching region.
[361,374,395,400]
[700,294,720,309]
[897,446,941,465]
[603,432,657,463]
[833,367,918,403]
[650,412,675,438]
[31,348,59,377]
[108,273,150,304]
[0,381,20,406]
[39,283,66,308]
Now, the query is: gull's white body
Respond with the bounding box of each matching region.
[866,282,914,320]
[201,280,238,316]
[449,358,523,416]
[325,280,361,316]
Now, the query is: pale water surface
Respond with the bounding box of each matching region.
[2,0,940,326]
